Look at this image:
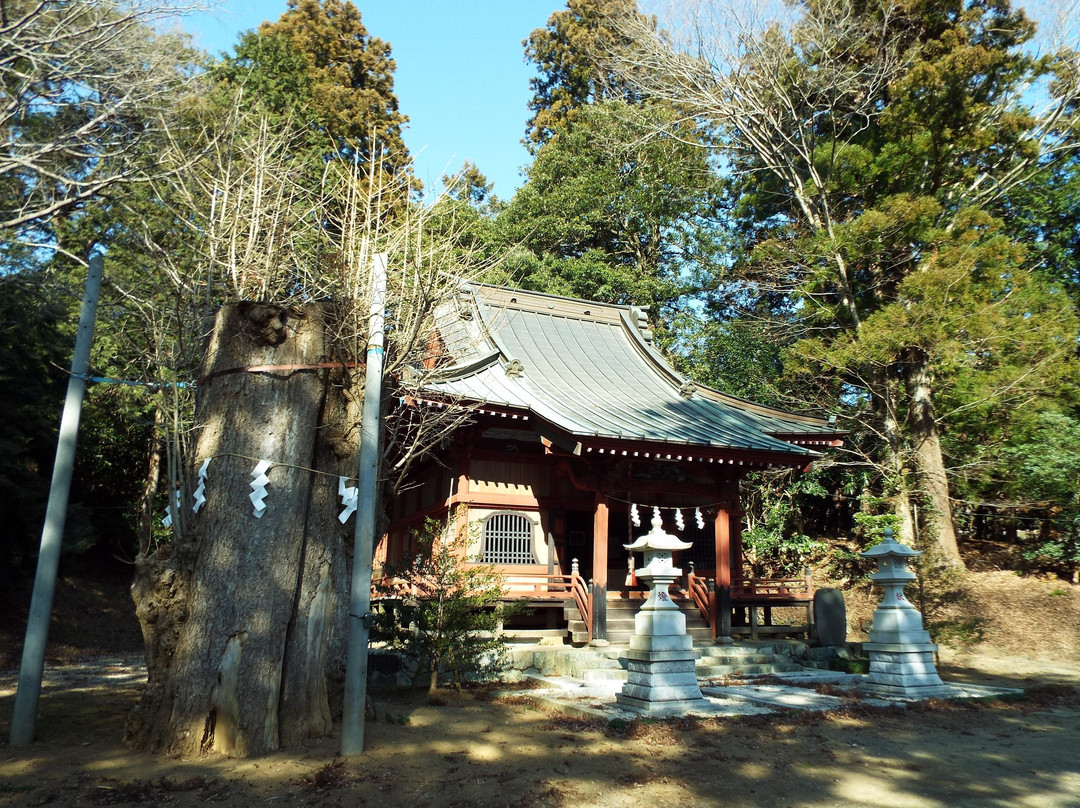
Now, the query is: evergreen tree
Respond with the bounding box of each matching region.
[500,100,722,319]
[610,0,1080,566]
[374,518,518,693]
[258,0,410,176]
[523,0,651,153]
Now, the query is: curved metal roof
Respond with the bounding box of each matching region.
[419,284,841,458]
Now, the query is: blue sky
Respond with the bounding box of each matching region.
[176,1,560,201]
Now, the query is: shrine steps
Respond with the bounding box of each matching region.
[695,645,804,679]
[499,641,808,684]
[500,628,567,644]
[563,595,713,646]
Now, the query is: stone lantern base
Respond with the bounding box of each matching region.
[862,641,952,698]
[615,632,709,715]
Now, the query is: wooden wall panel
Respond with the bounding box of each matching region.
[470,459,549,497]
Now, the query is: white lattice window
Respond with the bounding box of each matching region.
[482,512,535,564]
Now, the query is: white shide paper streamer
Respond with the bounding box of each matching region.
[338,476,358,523]
[249,459,272,518]
[162,489,182,528]
[192,458,210,513]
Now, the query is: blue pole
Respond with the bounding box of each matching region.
[341,253,387,756]
[11,252,104,746]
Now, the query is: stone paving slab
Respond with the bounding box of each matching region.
[505,669,1023,723]
[702,683,848,711]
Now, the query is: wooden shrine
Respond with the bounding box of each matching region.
[376,284,843,644]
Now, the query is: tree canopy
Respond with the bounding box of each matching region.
[523,0,651,153]
[0,0,197,250]
[606,0,1080,566]
[258,0,410,173]
[500,100,723,314]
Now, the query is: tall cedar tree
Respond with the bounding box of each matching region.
[501,101,722,316]
[516,1,722,325]
[523,0,651,153]
[259,0,410,177]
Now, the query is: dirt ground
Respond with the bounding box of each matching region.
[1,652,1079,808]
[1,568,1079,808]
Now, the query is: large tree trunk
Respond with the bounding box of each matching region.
[126,302,358,757]
[875,367,916,545]
[136,407,165,556]
[904,349,963,569]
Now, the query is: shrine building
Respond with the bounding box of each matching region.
[378,284,843,644]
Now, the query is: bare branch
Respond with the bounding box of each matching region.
[0,0,204,233]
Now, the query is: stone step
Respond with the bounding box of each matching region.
[696,662,803,678]
[700,641,793,656]
[696,653,778,666]
[493,642,810,684]
[563,599,753,648]
[599,629,715,642]
[582,668,629,683]
[569,612,709,626]
[501,629,567,644]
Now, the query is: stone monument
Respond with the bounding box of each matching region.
[860,528,951,698]
[616,509,709,714]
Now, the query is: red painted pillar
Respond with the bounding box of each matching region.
[452,457,471,561]
[592,493,609,643]
[715,505,733,642]
[731,501,745,583]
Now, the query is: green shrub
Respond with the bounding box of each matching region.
[374,517,524,692]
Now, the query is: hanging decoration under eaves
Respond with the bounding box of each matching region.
[177,452,729,531]
[625,502,721,535]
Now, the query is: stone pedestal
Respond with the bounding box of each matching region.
[860,530,951,698]
[616,510,709,715]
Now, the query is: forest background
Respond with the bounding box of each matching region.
[2,0,1079,677]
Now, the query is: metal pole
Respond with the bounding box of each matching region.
[11,252,104,746]
[341,253,387,756]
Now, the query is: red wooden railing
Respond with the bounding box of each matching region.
[378,563,594,644]
[486,562,593,644]
[686,568,716,640]
[731,567,813,602]
[687,563,814,640]
[570,563,592,645]
[496,571,577,597]
[687,569,711,619]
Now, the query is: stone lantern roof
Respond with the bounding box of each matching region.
[860,531,922,559]
[624,511,693,553]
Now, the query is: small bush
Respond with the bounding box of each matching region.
[374,517,524,692]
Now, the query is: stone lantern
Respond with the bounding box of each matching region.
[615,509,708,714]
[860,528,950,697]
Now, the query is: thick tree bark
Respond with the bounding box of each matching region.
[904,349,963,569]
[277,375,359,746]
[127,303,357,757]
